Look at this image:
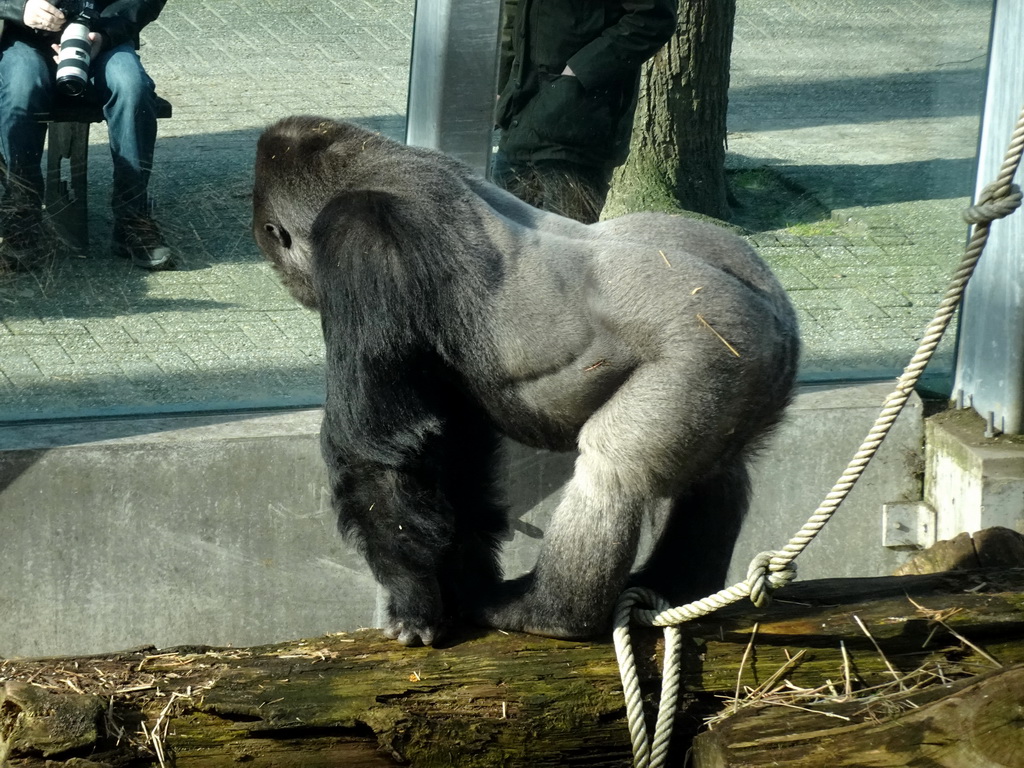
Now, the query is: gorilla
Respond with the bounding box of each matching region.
[252,116,799,646]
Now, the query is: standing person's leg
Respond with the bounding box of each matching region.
[0,39,55,264]
[91,43,172,270]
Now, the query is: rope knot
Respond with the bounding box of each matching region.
[745,551,797,608]
[963,182,1022,224]
[615,586,671,627]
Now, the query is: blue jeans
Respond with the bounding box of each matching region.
[0,38,157,219]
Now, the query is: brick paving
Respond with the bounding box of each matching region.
[0,0,993,420]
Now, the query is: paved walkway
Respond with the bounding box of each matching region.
[0,0,993,420]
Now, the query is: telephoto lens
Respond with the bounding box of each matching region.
[55,0,99,96]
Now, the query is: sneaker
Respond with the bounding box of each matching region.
[0,205,50,271]
[113,215,174,270]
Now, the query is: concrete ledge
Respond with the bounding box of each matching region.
[0,410,363,658]
[925,409,1024,540]
[1,381,925,658]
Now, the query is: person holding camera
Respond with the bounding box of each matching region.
[0,0,171,269]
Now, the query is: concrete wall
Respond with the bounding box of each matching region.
[0,381,923,658]
[0,411,370,658]
[733,382,923,584]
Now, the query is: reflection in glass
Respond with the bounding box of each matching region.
[0,0,994,422]
[726,1,990,384]
[491,0,676,224]
[0,0,415,422]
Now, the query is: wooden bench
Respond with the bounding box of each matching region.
[41,94,173,252]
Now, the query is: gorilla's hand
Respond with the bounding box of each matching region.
[382,617,440,647]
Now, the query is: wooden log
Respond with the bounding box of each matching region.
[2,632,633,768]
[687,533,1024,768]
[691,664,1024,768]
[2,568,1023,767]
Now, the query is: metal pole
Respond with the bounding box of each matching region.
[953,0,1024,435]
[405,0,504,175]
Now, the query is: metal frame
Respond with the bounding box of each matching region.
[953,0,1024,435]
[405,0,504,175]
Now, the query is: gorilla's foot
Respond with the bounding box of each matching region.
[475,575,611,640]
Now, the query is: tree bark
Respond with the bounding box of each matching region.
[2,568,1023,767]
[604,0,736,219]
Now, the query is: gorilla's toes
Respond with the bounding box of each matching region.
[384,621,438,647]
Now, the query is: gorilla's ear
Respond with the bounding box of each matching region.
[264,222,292,250]
[311,190,407,257]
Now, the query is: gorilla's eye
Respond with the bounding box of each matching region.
[265,222,292,249]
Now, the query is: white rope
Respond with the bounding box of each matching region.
[614,103,1024,768]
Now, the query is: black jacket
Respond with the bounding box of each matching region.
[497,0,676,167]
[0,0,166,52]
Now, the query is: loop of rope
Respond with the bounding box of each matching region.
[612,588,670,768]
[963,181,1022,223]
[612,589,685,768]
[614,103,1024,768]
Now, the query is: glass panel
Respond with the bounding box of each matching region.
[0,0,415,421]
[0,0,993,422]
[728,0,990,387]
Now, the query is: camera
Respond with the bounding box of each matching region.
[55,0,99,96]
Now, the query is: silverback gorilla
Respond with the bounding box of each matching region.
[252,116,799,646]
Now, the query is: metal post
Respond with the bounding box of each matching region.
[953,0,1024,435]
[405,0,503,175]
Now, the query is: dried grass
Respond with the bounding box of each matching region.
[0,635,365,763]
[705,597,1004,730]
[0,648,226,763]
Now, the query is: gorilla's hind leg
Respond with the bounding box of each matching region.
[477,366,706,638]
[478,450,649,638]
[630,457,750,605]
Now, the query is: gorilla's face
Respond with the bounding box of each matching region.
[252,190,319,311]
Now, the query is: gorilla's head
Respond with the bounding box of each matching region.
[252,116,363,310]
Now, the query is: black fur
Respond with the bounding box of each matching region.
[252,116,800,645]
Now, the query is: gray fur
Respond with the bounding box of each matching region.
[253,116,800,643]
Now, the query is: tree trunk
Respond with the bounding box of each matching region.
[604,0,736,219]
[3,568,1023,767]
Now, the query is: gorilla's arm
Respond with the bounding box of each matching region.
[319,377,456,648]
[311,192,502,646]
